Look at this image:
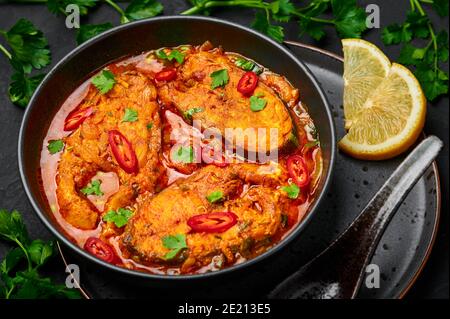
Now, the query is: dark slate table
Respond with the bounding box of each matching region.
[0,0,448,299]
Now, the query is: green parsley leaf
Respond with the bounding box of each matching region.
[206,191,223,203]
[382,23,413,45]
[298,18,327,41]
[415,63,449,101]
[1,18,51,73]
[124,0,164,22]
[0,247,25,275]
[162,234,187,260]
[281,184,300,199]
[271,0,295,23]
[406,11,430,39]
[234,57,262,74]
[91,70,116,94]
[122,108,139,122]
[172,146,195,163]
[436,31,449,63]
[76,23,113,45]
[80,180,104,196]
[156,49,185,64]
[251,10,285,43]
[249,95,267,112]
[147,122,153,129]
[27,240,54,267]
[47,139,64,154]
[331,0,367,38]
[432,0,449,17]
[183,107,203,121]
[210,69,229,89]
[0,209,29,244]
[103,208,133,228]
[47,0,98,16]
[8,58,45,108]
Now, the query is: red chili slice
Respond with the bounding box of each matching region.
[237,71,259,96]
[155,68,177,81]
[287,155,310,188]
[108,130,139,174]
[84,237,116,263]
[187,212,238,233]
[63,107,93,131]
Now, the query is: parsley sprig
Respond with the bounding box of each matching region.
[0,209,80,299]
[381,0,449,101]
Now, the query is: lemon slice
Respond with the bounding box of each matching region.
[339,62,426,160]
[342,39,391,129]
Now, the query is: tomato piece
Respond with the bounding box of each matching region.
[63,107,93,131]
[84,237,116,263]
[287,155,310,188]
[155,68,177,81]
[237,71,259,96]
[108,130,139,174]
[187,212,238,233]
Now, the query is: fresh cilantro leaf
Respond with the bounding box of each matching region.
[172,146,195,163]
[47,0,98,16]
[0,247,25,275]
[11,269,80,299]
[8,58,45,108]
[162,234,187,260]
[210,69,229,89]
[76,23,113,45]
[436,31,449,63]
[331,0,367,38]
[234,57,262,74]
[299,18,326,41]
[406,11,430,39]
[0,209,29,244]
[1,19,51,73]
[147,122,153,129]
[27,240,54,267]
[156,49,185,64]
[122,108,139,122]
[80,179,104,196]
[432,0,449,17]
[415,63,449,101]
[103,208,133,228]
[281,184,300,199]
[249,95,267,112]
[382,23,413,45]
[124,0,164,22]
[251,10,285,43]
[183,107,203,121]
[271,0,295,22]
[206,190,223,203]
[47,139,64,154]
[91,70,116,94]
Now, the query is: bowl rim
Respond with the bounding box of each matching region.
[18,15,336,281]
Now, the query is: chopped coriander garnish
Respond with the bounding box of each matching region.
[281,184,300,199]
[249,95,267,112]
[147,123,153,129]
[122,108,138,122]
[183,107,203,120]
[47,139,64,154]
[162,234,187,260]
[91,70,116,94]
[234,57,262,74]
[172,146,194,163]
[156,49,185,64]
[206,191,224,203]
[210,69,229,89]
[103,208,133,228]
[80,180,104,196]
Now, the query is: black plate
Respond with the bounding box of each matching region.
[59,42,440,299]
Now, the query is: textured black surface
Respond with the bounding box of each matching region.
[0,0,448,298]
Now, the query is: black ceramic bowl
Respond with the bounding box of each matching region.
[18,16,336,283]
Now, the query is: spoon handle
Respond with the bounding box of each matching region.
[346,135,443,297]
